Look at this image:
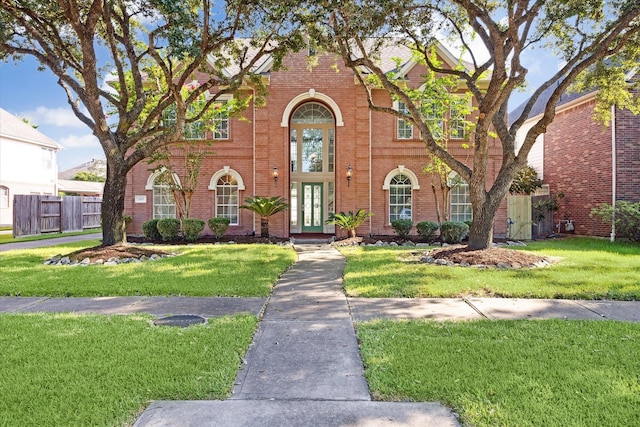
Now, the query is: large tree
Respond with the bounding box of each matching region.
[311,0,640,249]
[0,0,306,245]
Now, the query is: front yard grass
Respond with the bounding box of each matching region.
[358,319,640,427]
[0,241,296,297]
[0,313,257,427]
[340,237,640,300]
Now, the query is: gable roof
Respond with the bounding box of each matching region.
[0,108,61,149]
[509,69,638,125]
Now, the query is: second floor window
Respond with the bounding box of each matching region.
[213,101,229,140]
[397,101,413,140]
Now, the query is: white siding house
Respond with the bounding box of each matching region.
[0,108,61,226]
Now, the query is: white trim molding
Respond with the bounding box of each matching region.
[145,169,181,190]
[207,166,246,190]
[382,166,420,190]
[280,90,344,127]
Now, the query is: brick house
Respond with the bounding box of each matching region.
[512,70,639,238]
[125,42,508,238]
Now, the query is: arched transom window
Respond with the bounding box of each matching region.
[290,102,335,174]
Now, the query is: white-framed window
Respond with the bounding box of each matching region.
[152,173,176,219]
[450,95,472,140]
[213,100,229,140]
[449,173,472,222]
[424,104,444,140]
[396,101,413,140]
[0,186,9,209]
[215,174,239,225]
[389,174,413,223]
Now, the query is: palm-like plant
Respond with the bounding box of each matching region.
[325,209,373,238]
[240,196,289,237]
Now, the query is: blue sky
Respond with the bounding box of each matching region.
[0,44,558,172]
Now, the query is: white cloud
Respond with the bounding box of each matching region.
[20,106,86,128]
[58,134,100,149]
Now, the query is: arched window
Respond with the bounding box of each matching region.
[388,174,413,223]
[449,172,472,222]
[215,175,239,225]
[383,167,420,224]
[152,173,176,219]
[0,186,9,209]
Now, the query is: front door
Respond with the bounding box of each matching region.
[302,182,323,232]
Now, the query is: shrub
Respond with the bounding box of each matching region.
[440,221,469,244]
[416,221,439,241]
[391,219,413,239]
[326,209,373,238]
[590,201,640,242]
[142,219,162,241]
[182,219,205,242]
[156,218,180,242]
[208,217,231,239]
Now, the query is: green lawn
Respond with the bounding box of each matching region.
[358,319,640,427]
[0,313,257,427]
[0,241,296,297]
[339,238,640,300]
[0,228,101,244]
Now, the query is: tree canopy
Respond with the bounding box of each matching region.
[308,0,640,248]
[0,0,307,244]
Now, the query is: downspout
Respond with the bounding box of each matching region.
[610,105,617,242]
[369,108,372,235]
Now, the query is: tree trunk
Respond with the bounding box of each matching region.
[467,190,505,250]
[101,161,128,246]
[260,217,269,238]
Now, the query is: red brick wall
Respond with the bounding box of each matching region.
[125,50,507,238]
[615,104,640,204]
[544,99,613,236]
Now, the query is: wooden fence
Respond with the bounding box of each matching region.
[531,194,555,237]
[13,195,101,237]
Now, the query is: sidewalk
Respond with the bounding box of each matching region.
[0,232,101,252]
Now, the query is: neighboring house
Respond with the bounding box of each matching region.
[0,108,61,226]
[125,42,508,238]
[58,159,106,196]
[511,71,639,238]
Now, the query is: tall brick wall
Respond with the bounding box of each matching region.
[125,49,507,238]
[544,100,613,236]
[616,104,640,204]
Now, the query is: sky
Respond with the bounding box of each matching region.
[0,41,559,173]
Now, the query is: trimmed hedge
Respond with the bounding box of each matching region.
[440,221,469,244]
[391,219,413,239]
[416,221,439,241]
[142,219,162,241]
[157,218,180,242]
[182,219,205,242]
[208,217,231,239]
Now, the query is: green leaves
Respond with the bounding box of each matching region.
[326,208,373,237]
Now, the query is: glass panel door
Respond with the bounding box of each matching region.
[302,182,323,232]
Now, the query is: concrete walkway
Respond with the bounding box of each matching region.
[133,244,460,426]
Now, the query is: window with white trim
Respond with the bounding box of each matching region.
[450,95,472,140]
[449,173,472,222]
[424,104,444,140]
[389,174,412,223]
[152,174,176,219]
[396,101,413,139]
[215,174,239,225]
[213,100,229,140]
[0,186,8,209]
